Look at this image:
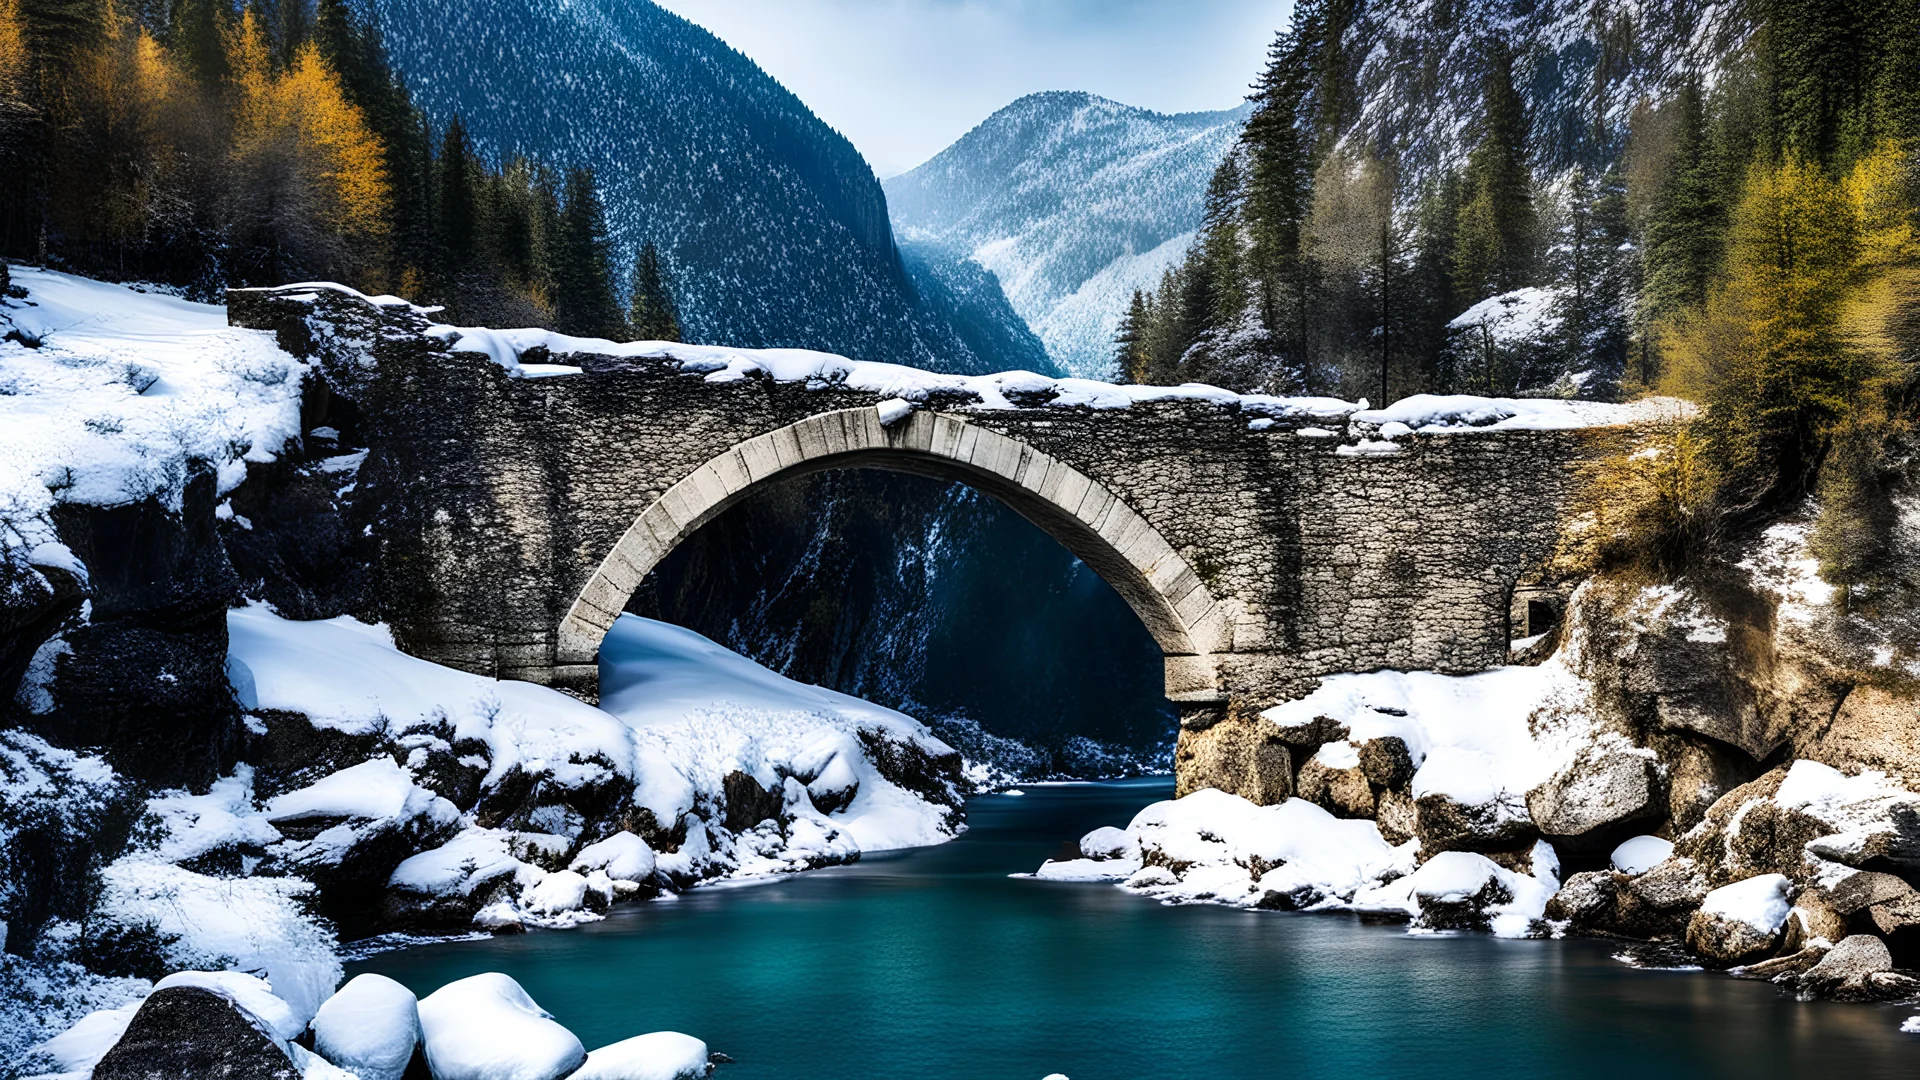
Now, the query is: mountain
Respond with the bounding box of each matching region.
[1335,0,1752,183]
[369,0,1050,375]
[885,92,1250,377]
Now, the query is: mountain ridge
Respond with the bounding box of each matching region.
[885,91,1250,377]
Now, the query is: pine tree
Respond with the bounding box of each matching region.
[626,239,681,342]
[1112,288,1149,383]
[435,116,478,270]
[1453,37,1536,304]
[1407,172,1463,392]
[552,165,622,338]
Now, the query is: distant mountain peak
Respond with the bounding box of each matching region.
[886,94,1248,378]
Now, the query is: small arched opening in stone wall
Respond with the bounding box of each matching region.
[553,408,1228,722]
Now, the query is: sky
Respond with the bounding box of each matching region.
[652,0,1295,178]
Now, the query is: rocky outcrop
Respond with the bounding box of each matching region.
[91,987,298,1080]
[1175,710,1293,804]
[1525,738,1662,849]
[27,465,244,790]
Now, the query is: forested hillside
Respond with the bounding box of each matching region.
[368,0,1049,373]
[887,92,1249,377]
[1119,0,1918,420]
[0,0,688,340]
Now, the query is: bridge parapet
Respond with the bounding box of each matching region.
[230,284,1667,803]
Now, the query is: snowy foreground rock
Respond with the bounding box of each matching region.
[28,968,709,1080]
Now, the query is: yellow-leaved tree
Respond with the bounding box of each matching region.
[227,9,388,283]
[45,3,194,273]
[1809,141,1920,602]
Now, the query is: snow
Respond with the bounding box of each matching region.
[571,832,657,883]
[597,614,957,857]
[1611,835,1675,875]
[266,757,458,826]
[874,397,915,426]
[389,830,530,897]
[94,861,341,1026]
[1078,825,1137,861]
[1258,659,1588,821]
[153,970,305,1042]
[417,973,587,1080]
[310,973,421,1080]
[1352,850,1558,937]
[25,999,143,1079]
[0,269,307,588]
[1352,393,1693,434]
[1698,874,1794,935]
[1057,789,1411,910]
[571,1031,711,1080]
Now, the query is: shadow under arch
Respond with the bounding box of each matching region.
[556,407,1229,702]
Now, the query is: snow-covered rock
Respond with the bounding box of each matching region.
[1355,847,1559,937]
[571,831,658,884]
[1611,835,1675,875]
[571,1031,712,1080]
[1687,874,1794,964]
[417,973,586,1080]
[89,985,298,1080]
[1078,826,1137,861]
[310,973,421,1080]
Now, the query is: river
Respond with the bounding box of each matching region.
[353,778,1919,1079]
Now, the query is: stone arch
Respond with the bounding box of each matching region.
[555,406,1229,701]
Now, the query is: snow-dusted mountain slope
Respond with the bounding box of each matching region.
[885,92,1250,377]
[1340,0,1750,181]
[371,0,1049,375]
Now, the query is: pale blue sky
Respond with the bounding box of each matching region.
[653,0,1295,177]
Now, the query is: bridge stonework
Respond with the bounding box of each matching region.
[232,287,1642,803]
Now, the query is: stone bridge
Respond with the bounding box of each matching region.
[232,286,1648,798]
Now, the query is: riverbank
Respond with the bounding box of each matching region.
[352,781,1919,1078]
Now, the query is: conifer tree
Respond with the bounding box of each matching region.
[435,116,478,268]
[553,165,622,339]
[1111,289,1149,383]
[1452,38,1536,304]
[627,239,681,342]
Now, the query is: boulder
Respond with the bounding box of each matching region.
[1781,887,1850,953]
[1265,713,1350,749]
[1358,737,1414,791]
[1413,791,1534,853]
[1735,945,1828,981]
[264,758,463,937]
[571,1032,713,1080]
[418,973,586,1080]
[92,987,298,1080]
[1296,744,1373,818]
[1827,870,1916,915]
[1610,835,1675,875]
[1686,874,1794,965]
[1797,934,1895,1000]
[1613,857,1709,939]
[1526,740,1661,847]
[1402,851,1523,933]
[1174,711,1292,805]
[310,973,421,1080]
[1673,768,1829,886]
[571,831,658,884]
[1545,870,1619,933]
[1798,685,1920,788]
[1374,790,1417,846]
[1078,826,1138,861]
[1663,736,1757,833]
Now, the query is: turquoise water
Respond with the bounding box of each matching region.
[355,779,1919,1079]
